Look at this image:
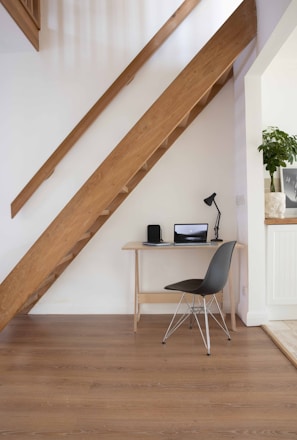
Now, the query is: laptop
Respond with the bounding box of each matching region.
[174,223,210,245]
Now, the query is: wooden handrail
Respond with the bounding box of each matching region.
[10,0,201,218]
[1,0,40,50]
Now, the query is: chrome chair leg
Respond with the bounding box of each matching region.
[203,297,211,355]
[207,294,231,340]
[190,297,210,355]
[162,293,190,343]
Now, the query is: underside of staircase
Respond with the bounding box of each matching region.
[1,0,40,50]
[0,0,257,331]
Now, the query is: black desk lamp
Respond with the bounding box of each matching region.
[204,192,222,242]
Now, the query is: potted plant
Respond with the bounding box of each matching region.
[258,126,297,218]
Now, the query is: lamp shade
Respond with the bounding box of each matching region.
[204,192,216,207]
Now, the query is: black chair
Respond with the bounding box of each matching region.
[162,241,236,355]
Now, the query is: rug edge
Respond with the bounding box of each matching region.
[262,325,297,369]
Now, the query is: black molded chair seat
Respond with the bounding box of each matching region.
[162,241,236,355]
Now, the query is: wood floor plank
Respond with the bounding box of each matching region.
[0,315,296,439]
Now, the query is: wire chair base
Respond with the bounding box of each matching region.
[162,292,231,355]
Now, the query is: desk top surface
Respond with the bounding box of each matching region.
[122,241,244,250]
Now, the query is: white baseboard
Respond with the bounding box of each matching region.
[237,308,269,326]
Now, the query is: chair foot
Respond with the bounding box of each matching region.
[162,341,166,344]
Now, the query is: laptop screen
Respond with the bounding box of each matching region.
[174,223,208,244]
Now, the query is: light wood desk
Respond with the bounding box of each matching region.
[122,241,243,332]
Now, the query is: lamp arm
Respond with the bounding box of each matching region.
[213,200,221,216]
[213,200,221,241]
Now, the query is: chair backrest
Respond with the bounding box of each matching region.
[197,241,236,295]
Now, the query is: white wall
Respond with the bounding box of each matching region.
[0,0,249,316]
[236,0,296,325]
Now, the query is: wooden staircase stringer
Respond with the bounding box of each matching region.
[0,0,257,330]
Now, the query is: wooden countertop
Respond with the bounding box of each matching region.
[265,218,297,225]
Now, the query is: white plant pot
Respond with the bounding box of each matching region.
[265,192,286,219]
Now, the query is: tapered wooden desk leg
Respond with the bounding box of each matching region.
[134,250,140,332]
[229,272,237,331]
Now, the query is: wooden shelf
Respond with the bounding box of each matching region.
[265,218,297,225]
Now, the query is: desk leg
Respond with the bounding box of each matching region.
[228,271,237,331]
[134,250,140,332]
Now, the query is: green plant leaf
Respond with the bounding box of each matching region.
[257,126,297,192]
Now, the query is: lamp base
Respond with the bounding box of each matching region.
[211,238,223,242]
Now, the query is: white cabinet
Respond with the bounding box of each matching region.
[266,224,297,319]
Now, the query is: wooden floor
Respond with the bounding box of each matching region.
[0,314,296,440]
